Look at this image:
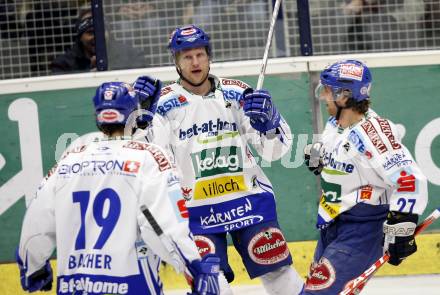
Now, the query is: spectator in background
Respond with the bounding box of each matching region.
[51,7,148,74]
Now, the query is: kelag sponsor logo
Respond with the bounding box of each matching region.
[58,160,140,175]
[319,179,341,219]
[194,175,247,199]
[179,118,237,141]
[191,146,242,179]
[199,198,263,231]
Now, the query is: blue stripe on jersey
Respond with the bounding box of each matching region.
[188,192,277,234]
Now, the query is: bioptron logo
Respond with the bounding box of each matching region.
[191,146,247,199]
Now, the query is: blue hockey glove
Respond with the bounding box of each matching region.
[242,88,281,133]
[187,254,220,295]
[304,142,324,175]
[133,76,162,127]
[16,248,53,292]
[383,211,418,266]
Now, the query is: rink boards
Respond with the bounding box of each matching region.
[1,233,439,293]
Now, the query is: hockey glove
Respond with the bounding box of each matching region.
[133,76,162,127]
[304,142,324,175]
[187,254,220,295]
[242,88,281,133]
[16,248,53,292]
[383,211,418,266]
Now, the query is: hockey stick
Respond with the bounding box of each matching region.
[140,205,191,276]
[256,0,282,90]
[339,206,440,295]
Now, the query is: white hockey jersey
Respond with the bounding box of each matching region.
[317,110,428,228]
[18,138,200,295]
[147,75,292,234]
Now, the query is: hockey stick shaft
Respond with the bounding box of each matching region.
[140,205,192,277]
[256,0,282,90]
[339,206,440,295]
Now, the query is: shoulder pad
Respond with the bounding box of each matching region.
[220,78,249,90]
[220,78,249,103]
[123,141,172,172]
[156,87,189,116]
[359,119,389,155]
[348,128,373,158]
[374,117,402,150]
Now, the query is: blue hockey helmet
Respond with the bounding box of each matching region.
[168,25,211,57]
[318,60,372,102]
[93,82,139,127]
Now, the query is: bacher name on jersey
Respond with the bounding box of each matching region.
[18,138,200,295]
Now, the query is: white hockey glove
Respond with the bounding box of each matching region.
[304,142,324,175]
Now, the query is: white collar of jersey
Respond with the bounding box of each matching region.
[177,74,221,98]
[99,135,133,141]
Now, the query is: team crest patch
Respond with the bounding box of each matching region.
[194,236,216,257]
[305,257,336,291]
[248,228,289,265]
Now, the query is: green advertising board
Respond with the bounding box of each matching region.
[1,65,439,264]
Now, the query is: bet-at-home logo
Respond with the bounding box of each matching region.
[191,146,243,179]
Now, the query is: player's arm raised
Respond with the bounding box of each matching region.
[241,88,293,161]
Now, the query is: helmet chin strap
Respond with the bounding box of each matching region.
[176,66,210,87]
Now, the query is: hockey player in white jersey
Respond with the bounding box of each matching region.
[302,60,428,294]
[134,25,304,295]
[16,82,220,295]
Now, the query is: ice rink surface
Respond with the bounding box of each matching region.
[166,274,440,294]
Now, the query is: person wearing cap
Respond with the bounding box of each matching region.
[134,25,305,295]
[51,8,147,74]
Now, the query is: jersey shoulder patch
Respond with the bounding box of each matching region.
[359,119,389,155]
[157,84,189,116]
[220,78,249,103]
[347,128,374,159]
[220,78,249,90]
[373,117,402,150]
[123,141,171,172]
